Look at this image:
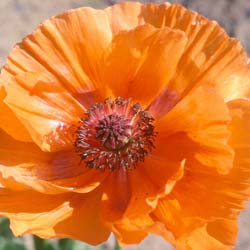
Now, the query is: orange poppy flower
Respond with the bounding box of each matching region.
[0,2,250,249]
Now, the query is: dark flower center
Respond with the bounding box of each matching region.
[96,114,132,150]
[75,97,156,171]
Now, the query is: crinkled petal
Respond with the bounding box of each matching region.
[152,98,250,248]
[107,2,250,115]
[2,72,84,152]
[101,169,131,222]
[101,168,159,225]
[113,215,175,246]
[53,189,110,245]
[155,86,233,175]
[143,156,185,201]
[101,157,184,233]
[102,24,187,105]
[0,189,110,245]
[124,168,162,217]
[1,6,113,98]
[105,2,149,34]
[0,84,32,142]
[170,219,237,250]
[228,99,250,188]
[149,2,250,101]
[0,129,107,194]
[0,6,115,151]
[153,202,239,250]
[0,189,73,237]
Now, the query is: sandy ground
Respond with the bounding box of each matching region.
[0,0,250,249]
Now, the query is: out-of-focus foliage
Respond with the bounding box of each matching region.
[0,218,27,250]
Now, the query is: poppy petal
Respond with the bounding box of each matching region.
[155,86,233,175]
[150,2,250,101]
[113,215,174,245]
[206,219,238,247]
[101,170,131,222]
[1,7,113,99]
[0,189,110,245]
[228,99,250,184]
[111,2,250,116]
[2,72,85,152]
[102,24,187,105]
[0,6,116,151]
[0,84,32,142]
[53,189,110,245]
[176,223,231,250]
[156,3,250,101]
[0,190,73,237]
[101,167,160,225]
[105,2,147,34]
[143,155,185,201]
[153,202,238,250]
[152,98,250,248]
[0,129,106,194]
[101,158,184,232]
[100,169,154,226]
[124,168,160,217]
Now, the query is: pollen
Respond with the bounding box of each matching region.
[75,97,156,171]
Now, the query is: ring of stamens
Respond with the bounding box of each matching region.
[75,97,156,171]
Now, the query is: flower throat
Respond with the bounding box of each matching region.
[75,97,156,171]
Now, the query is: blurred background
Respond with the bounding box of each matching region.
[0,0,250,249]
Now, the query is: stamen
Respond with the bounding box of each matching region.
[75,97,156,171]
